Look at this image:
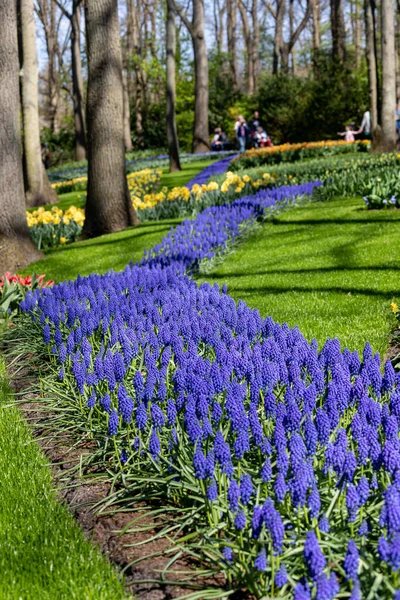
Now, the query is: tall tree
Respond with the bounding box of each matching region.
[251,0,261,86]
[126,0,144,147]
[54,0,87,160]
[35,0,62,133]
[83,0,138,237]
[312,0,321,72]
[19,0,59,207]
[227,0,239,90]
[330,0,346,62]
[166,0,181,172]
[0,0,42,272]
[365,0,379,131]
[238,0,255,92]
[273,0,312,73]
[174,0,210,152]
[380,0,397,150]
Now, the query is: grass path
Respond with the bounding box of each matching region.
[0,357,126,600]
[200,196,400,354]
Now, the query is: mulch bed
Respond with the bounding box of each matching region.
[6,352,242,600]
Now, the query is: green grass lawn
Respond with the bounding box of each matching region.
[0,357,126,600]
[200,196,400,355]
[26,219,182,283]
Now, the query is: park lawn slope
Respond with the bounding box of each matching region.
[0,357,126,600]
[200,196,400,354]
[24,218,183,283]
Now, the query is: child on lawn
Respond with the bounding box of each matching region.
[338,124,356,142]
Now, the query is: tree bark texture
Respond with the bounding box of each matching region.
[252,0,260,86]
[19,0,58,207]
[273,0,285,73]
[122,68,133,152]
[239,0,255,93]
[395,10,400,102]
[71,1,87,160]
[365,0,379,131]
[227,0,239,90]
[127,0,144,147]
[166,0,181,172]
[84,0,138,238]
[381,0,397,150]
[330,0,346,62]
[0,0,42,270]
[192,0,210,152]
[36,0,61,134]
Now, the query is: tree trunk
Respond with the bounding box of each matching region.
[273,0,285,74]
[365,0,379,131]
[71,1,86,161]
[396,10,400,102]
[166,0,181,172]
[122,69,133,152]
[48,0,61,134]
[227,0,239,90]
[252,0,260,88]
[312,0,321,74]
[19,0,58,207]
[353,0,361,68]
[239,0,255,92]
[381,0,397,150]
[330,0,346,62]
[192,0,210,153]
[0,0,42,272]
[84,0,138,238]
[128,0,144,148]
[289,0,296,74]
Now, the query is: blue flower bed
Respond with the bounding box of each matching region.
[186,154,237,189]
[20,180,400,598]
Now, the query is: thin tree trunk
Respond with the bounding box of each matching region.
[227,0,239,90]
[330,0,346,62]
[396,10,400,102]
[365,0,379,131]
[273,0,285,74]
[129,0,144,147]
[0,0,42,271]
[354,0,361,68]
[48,0,61,134]
[252,0,260,87]
[192,0,210,152]
[19,0,58,207]
[381,0,397,150]
[84,0,138,238]
[166,0,181,172]
[289,0,296,74]
[71,1,86,160]
[312,0,321,74]
[122,69,133,151]
[239,0,255,92]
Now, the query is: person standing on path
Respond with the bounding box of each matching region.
[236,116,248,153]
[356,109,371,139]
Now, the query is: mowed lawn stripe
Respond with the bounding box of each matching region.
[200,196,400,354]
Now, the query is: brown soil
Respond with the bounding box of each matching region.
[0,235,43,274]
[6,354,245,600]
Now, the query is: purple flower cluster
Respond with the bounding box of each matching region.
[186,155,237,189]
[20,178,400,598]
[141,182,321,274]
